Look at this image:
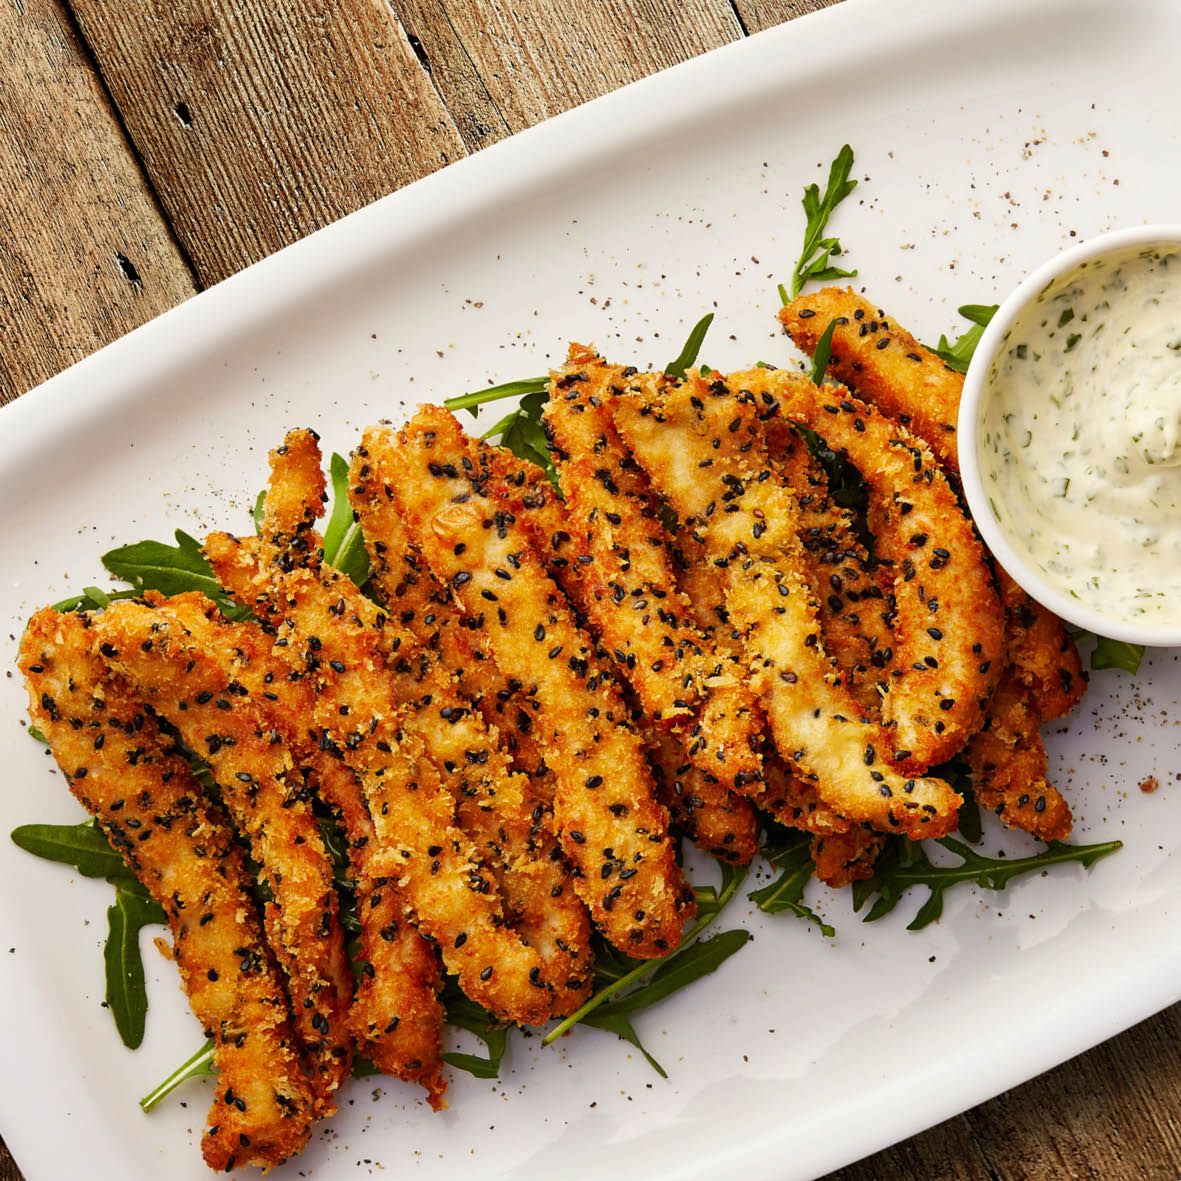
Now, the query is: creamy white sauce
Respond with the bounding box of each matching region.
[979,244,1181,624]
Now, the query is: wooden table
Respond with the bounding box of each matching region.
[3,1,1180,1177]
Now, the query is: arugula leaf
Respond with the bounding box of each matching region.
[12,819,137,884]
[854,835,1122,931]
[105,885,167,1049]
[542,861,748,1067]
[13,818,166,1046]
[1088,634,1145,675]
[665,313,715,379]
[929,756,981,844]
[101,530,251,620]
[579,930,749,1077]
[785,144,859,302]
[321,453,370,588]
[580,1009,668,1077]
[444,376,549,417]
[808,319,839,385]
[479,390,558,488]
[139,1040,215,1112]
[441,990,509,1079]
[749,829,835,936]
[52,587,139,614]
[931,304,999,374]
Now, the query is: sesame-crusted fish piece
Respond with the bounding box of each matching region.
[764,417,895,714]
[366,407,694,958]
[205,531,577,1025]
[963,670,1072,841]
[996,572,1087,724]
[541,345,765,802]
[477,399,760,865]
[726,367,1005,774]
[612,370,963,840]
[250,430,593,1017]
[780,287,964,475]
[348,436,560,795]
[543,346,707,722]
[780,288,1086,725]
[809,827,887,889]
[147,593,447,1105]
[247,429,447,1097]
[643,720,759,864]
[91,597,354,1106]
[20,609,315,1171]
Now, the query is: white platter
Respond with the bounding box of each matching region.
[3,0,1181,1177]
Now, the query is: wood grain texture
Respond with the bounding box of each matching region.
[731,0,843,33]
[390,0,741,138]
[0,0,196,403]
[0,1137,18,1181]
[66,0,467,284]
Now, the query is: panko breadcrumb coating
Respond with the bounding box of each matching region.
[612,368,963,839]
[20,610,316,1171]
[366,407,695,957]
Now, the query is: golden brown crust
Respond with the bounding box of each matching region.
[258,433,594,1017]
[780,292,1085,831]
[160,595,448,1105]
[20,609,315,1171]
[612,369,963,839]
[780,287,963,475]
[764,418,895,714]
[728,367,1005,773]
[365,407,694,957]
[478,379,761,863]
[998,571,1087,723]
[963,671,1073,841]
[91,597,355,1106]
[205,529,573,1024]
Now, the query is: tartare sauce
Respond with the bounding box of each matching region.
[979,244,1181,625]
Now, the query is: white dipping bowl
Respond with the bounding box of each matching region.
[959,223,1181,648]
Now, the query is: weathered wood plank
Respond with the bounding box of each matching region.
[732,0,843,33]
[66,0,467,285]
[0,1136,19,1181]
[387,0,743,140]
[0,0,197,403]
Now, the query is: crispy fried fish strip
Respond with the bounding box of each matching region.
[250,429,447,1097]
[782,290,1084,838]
[365,407,694,957]
[542,347,765,797]
[643,721,759,863]
[997,572,1086,724]
[206,532,571,1024]
[780,287,964,475]
[726,367,1005,773]
[612,371,962,839]
[148,594,446,1104]
[963,670,1072,841]
[478,407,759,863]
[780,287,1086,724]
[765,418,895,713]
[348,450,559,794]
[544,346,708,723]
[20,610,314,1171]
[91,599,353,1104]
[809,828,887,888]
[248,432,593,1015]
